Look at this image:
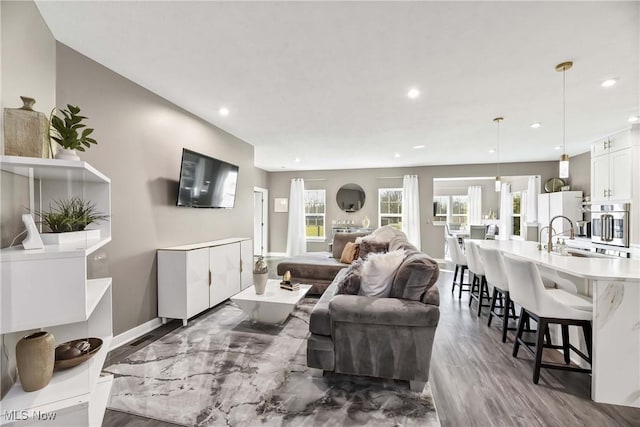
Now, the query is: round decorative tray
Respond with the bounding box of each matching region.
[54,337,103,370]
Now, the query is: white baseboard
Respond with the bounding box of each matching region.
[110,317,163,350]
[267,252,287,257]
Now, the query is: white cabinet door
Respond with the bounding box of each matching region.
[609,148,632,202]
[186,248,211,318]
[591,137,610,157]
[608,131,632,153]
[209,243,241,307]
[591,155,610,203]
[240,240,253,290]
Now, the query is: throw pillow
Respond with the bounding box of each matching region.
[358,249,406,298]
[339,241,359,264]
[365,225,408,243]
[336,259,364,295]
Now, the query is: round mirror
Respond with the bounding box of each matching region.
[336,183,366,212]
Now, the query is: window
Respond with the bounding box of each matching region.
[378,188,403,229]
[304,189,326,240]
[433,196,448,223]
[512,192,522,236]
[450,195,469,227]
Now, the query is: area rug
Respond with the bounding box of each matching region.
[105,298,440,427]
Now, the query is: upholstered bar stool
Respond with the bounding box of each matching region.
[466,241,491,316]
[445,236,470,299]
[503,255,593,384]
[478,246,518,342]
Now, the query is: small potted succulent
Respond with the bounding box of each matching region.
[35,196,108,245]
[49,104,97,160]
[253,256,269,295]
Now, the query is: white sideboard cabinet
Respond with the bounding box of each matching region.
[0,156,113,426]
[158,238,252,326]
[591,128,638,203]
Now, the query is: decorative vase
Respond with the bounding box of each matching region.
[16,331,55,392]
[253,273,268,295]
[253,256,268,295]
[362,216,371,228]
[55,147,80,161]
[3,96,50,158]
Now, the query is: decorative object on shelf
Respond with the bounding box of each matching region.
[3,96,50,158]
[35,196,108,243]
[16,331,55,392]
[555,61,573,179]
[544,177,566,193]
[282,270,291,285]
[54,338,103,370]
[336,183,366,212]
[280,282,300,291]
[274,198,288,213]
[20,213,44,250]
[493,117,504,192]
[362,216,371,228]
[253,256,268,295]
[49,104,98,161]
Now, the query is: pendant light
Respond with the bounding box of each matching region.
[556,61,573,179]
[493,116,504,192]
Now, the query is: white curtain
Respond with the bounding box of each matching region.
[286,178,306,256]
[402,175,421,249]
[525,175,539,225]
[498,182,512,240]
[521,190,528,237]
[467,186,482,225]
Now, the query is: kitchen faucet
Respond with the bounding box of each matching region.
[547,215,575,253]
[537,226,556,251]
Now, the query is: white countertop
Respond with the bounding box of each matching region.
[475,240,640,282]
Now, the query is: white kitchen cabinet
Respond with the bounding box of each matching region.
[591,128,636,203]
[0,156,113,426]
[158,238,252,326]
[538,191,583,236]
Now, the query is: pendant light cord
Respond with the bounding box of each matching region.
[496,119,500,177]
[562,68,566,154]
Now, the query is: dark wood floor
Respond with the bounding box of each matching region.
[103,260,640,426]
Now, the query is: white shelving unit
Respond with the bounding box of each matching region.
[0,155,113,426]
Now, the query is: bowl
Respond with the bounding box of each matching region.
[54,338,103,370]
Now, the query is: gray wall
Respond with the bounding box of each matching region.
[269,161,570,257]
[254,167,269,189]
[568,151,591,196]
[56,44,254,335]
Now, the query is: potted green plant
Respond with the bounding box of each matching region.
[49,104,97,161]
[35,197,108,245]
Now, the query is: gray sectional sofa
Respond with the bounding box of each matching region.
[306,233,440,391]
[276,231,370,294]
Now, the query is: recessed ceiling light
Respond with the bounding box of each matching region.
[394,153,401,158]
[407,88,420,99]
[628,116,639,123]
[294,157,301,162]
[219,107,230,116]
[554,146,562,150]
[488,149,495,154]
[413,145,425,149]
[530,122,542,129]
[601,79,617,88]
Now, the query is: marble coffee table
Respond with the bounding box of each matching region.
[231,279,312,324]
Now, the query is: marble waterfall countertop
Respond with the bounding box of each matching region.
[475,240,640,282]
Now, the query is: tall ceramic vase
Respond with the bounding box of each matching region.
[16,331,55,392]
[253,256,269,295]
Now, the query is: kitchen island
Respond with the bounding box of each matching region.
[475,239,640,409]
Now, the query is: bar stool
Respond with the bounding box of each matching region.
[445,236,470,299]
[502,255,593,384]
[478,246,518,342]
[466,241,490,316]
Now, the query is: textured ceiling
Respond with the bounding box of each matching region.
[36,1,639,171]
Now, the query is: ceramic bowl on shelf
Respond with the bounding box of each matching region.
[54,337,103,370]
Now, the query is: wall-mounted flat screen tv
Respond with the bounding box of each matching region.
[177,148,239,208]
